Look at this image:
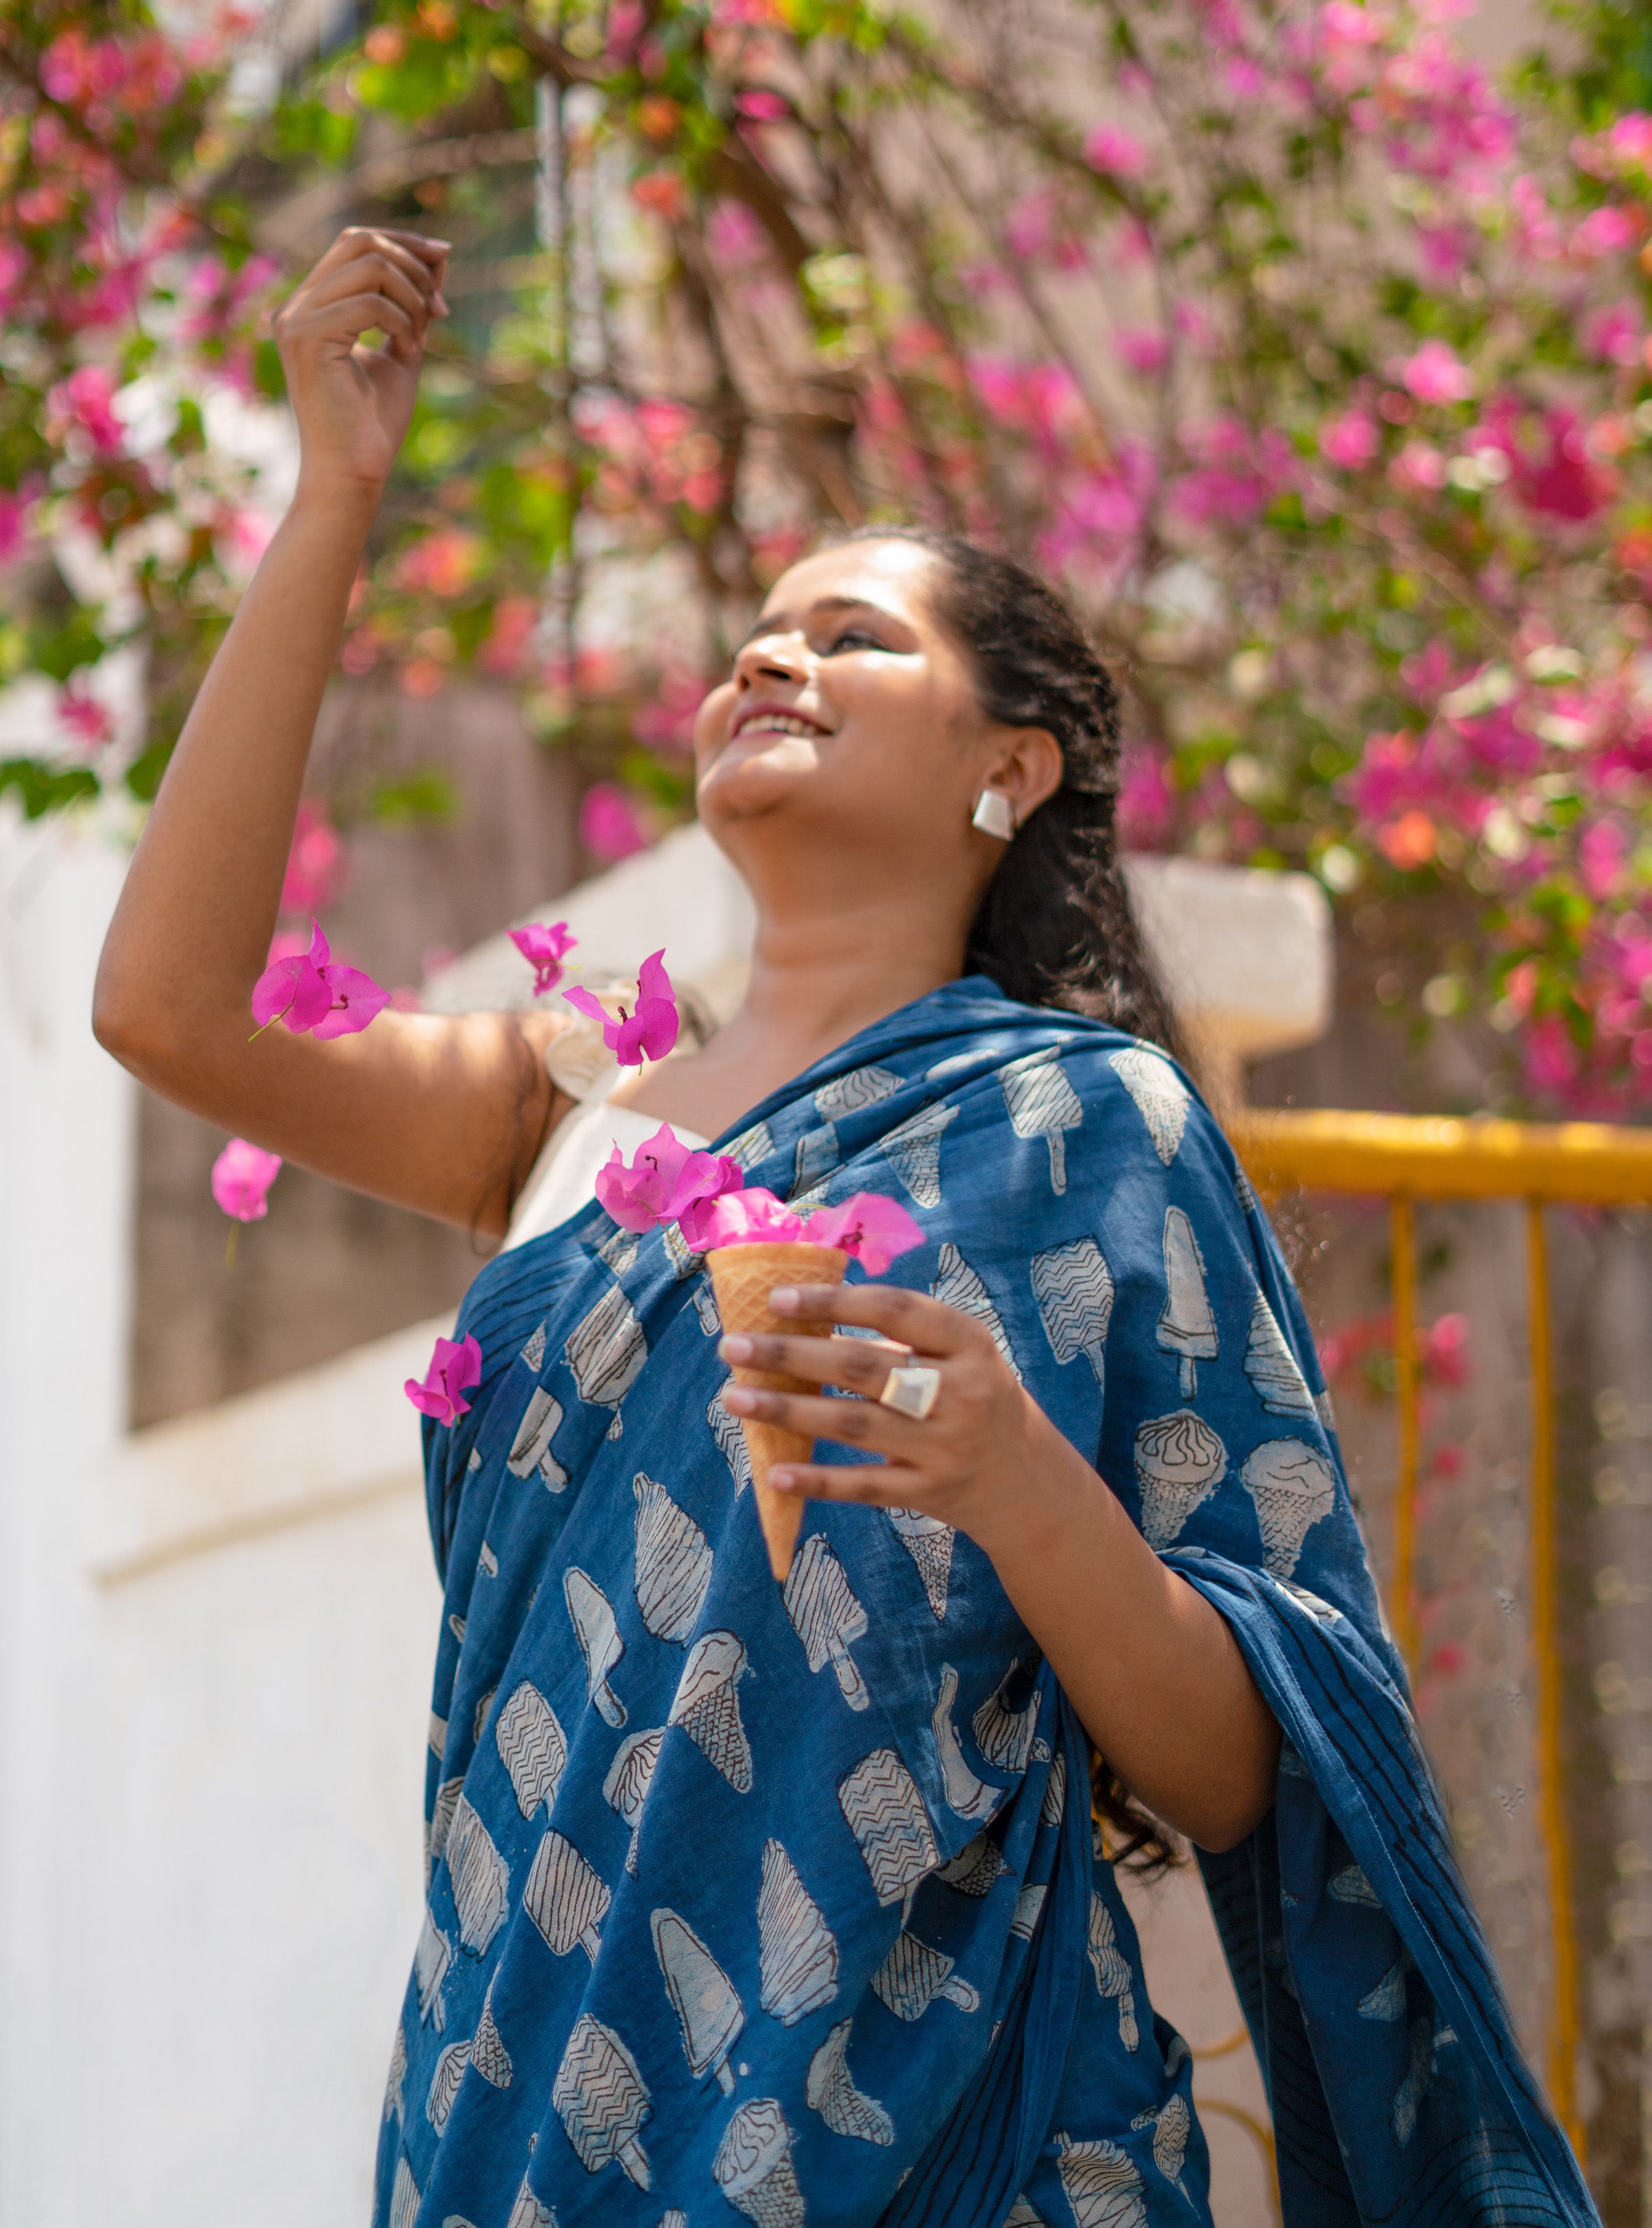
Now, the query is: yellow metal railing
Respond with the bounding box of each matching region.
[1228,1110,1652,2163]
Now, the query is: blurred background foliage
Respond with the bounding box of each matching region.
[7,0,1652,1106]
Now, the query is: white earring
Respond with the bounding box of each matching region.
[971,788,1016,842]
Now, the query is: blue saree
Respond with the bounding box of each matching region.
[375,976,1597,2228]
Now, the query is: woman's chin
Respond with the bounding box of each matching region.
[696,753,817,827]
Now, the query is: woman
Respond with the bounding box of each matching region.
[95,227,1593,2227]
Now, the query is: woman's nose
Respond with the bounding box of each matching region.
[733,629,811,689]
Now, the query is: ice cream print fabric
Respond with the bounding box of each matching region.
[381,977,1596,2228]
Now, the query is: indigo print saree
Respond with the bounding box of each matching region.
[375,976,1598,2228]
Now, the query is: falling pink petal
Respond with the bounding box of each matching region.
[806,1191,925,1276]
[510,919,577,997]
[563,950,679,1068]
[209,1138,282,1222]
[695,1187,807,1248]
[250,917,388,1039]
[405,1333,483,1426]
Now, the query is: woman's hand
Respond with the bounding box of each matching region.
[718,1280,1058,1552]
[271,226,450,506]
[718,1276,1282,1853]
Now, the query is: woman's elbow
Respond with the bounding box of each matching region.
[92,973,183,1083]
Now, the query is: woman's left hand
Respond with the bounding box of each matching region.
[717,1279,1070,1550]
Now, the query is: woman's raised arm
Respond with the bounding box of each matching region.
[94,228,567,1238]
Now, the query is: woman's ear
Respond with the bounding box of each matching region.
[985,726,1064,826]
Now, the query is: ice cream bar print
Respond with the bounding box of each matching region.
[552,2013,653,2187]
[523,1829,610,1961]
[870,1930,981,2021]
[837,1747,940,1906]
[564,1566,627,1727]
[879,1099,958,1208]
[757,1837,839,2026]
[632,1471,713,1643]
[564,1282,647,1417]
[443,1798,509,1955]
[997,1045,1083,1194]
[932,1241,1021,1379]
[1087,1891,1140,2050]
[1242,1289,1317,1417]
[496,1680,567,1819]
[932,1665,999,1822]
[1031,1237,1115,1388]
[1156,1207,1217,1398]
[1108,1044,1191,1165]
[1056,2132,1147,2228]
[650,1906,744,2093]
[782,1534,870,1709]
[506,1385,567,1487]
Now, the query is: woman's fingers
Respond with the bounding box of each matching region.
[769,1280,983,1357]
[297,291,419,354]
[766,1459,926,1507]
[718,1329,908,1394]
[300,253,433,335]
[721,1380,923,1455]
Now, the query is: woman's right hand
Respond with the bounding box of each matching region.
[271,226,450,508]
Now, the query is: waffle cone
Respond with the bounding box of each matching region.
[707,1242,849,1581]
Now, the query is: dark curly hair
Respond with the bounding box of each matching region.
[833,525,1181,1060]
[832,525,1186,1873]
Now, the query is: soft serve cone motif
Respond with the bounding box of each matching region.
[1241,1437,1337,1577]
[713,2098,806,2228]
[707,1241,848,1581]
[886,1506,953,1619]
[1131,1410,1227,1550]
[669,1630,755,1790]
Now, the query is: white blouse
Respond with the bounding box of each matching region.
[503,1014,709,1253]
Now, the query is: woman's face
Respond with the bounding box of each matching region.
[692,539,1012,884]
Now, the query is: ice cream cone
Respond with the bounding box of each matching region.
[707,1242,849,1581]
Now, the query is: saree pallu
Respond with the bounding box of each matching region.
[374,977,1598,2228]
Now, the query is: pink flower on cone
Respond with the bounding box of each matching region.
[405,1333,483,1426]
[250,919,389,1040]
[594,1122,742,1236]
[210,1138,282,1222]
[564,949,679,1067]
[694,1187,807,1249]
[509,919,577,997]
[806,1192,925,1276]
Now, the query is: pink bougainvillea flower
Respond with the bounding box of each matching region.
[805,1192,925,1276]
[210,1138,282,1222]
[405,1333,483,1426]
[564,948,680,1067]
[1396,339,1473,405]
[281,800,346,916]
[1082,123,1149,178]
[579,780,651,862]
[250,919,389,1040]
[1114,326,1170,377]
[596,1122,744,1238]
[57,685,112,748]
[694,1186,806,1249]
[1319,408,1381,468]
[509,919,576,997]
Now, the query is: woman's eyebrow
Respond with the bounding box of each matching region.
[735,595,892,651]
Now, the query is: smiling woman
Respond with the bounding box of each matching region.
[92,229,1596,2228]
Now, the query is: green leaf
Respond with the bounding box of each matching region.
[0,759,101,820]
[370,768,457,824]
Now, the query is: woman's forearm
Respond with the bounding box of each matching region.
[94,488,375,1064]
[975,1421,1282,1852]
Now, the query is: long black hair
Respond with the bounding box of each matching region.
[832,525,1180,1060]
[833,526,1185,1872]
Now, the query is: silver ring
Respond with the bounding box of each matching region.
[879,1364,941,1422]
